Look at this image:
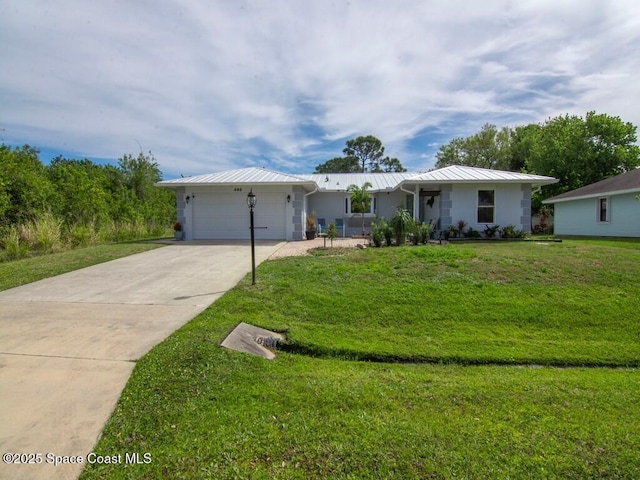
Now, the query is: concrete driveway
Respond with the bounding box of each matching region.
[0,241,283,480]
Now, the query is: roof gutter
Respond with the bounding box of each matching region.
[543,186,640,204]
[399,182,418,219]
[304,184,318,198]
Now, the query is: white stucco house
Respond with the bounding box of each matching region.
[156,165,557,241]
[543,168,640,237]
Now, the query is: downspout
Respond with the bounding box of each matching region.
[304,185,318,198]
[399,183,418,221]
[303,184,318,233]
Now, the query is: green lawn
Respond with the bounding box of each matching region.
[77,240,640,479]
[0,242,164,291]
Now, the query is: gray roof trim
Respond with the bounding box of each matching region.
[543,168,640,204]
[543,187,640,204]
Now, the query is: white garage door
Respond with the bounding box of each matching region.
[193,192,286,240]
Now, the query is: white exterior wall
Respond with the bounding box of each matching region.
[182,185,295,240]
[377,191,406,220]
[307,190,407,236]
[449,183,528,231]
[554,193,640,237]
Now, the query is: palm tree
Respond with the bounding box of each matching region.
[347,182,373,235]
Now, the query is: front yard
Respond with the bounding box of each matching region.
[81,240,640,479]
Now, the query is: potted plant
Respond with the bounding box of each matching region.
[306,215,317,240]
[173,222,184,241]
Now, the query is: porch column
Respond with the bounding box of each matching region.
[413,185,420,221]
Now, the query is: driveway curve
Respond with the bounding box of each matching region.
[0,241,283,480]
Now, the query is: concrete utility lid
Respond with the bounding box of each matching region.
[220,322,285,360]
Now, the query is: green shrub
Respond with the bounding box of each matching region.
[68,222,101,247]
[497,224,528,239]
[371,228,384,247]
[483,224,500,238]
[391,207,413,245]
[326,222,338,247]
[419,222,433,243]
[372,217,393,247]
[464,226,482,238]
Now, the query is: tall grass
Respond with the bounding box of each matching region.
[20,211,64,252]
[1,227,29,259]
[0,213,172,261]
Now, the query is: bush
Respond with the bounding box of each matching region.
[464,227,482,238]
[370,219,384,248]
[483,224,500,238]
[372,217,393,247]
[416,221,433,244]
[391,207,413,245]
[499,224,528,239]
[68,222,101,247]
[326,222,338,247]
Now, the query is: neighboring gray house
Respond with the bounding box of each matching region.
[543,168,640,237]
[156,165,557,241]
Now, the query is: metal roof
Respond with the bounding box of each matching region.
[406,165,558,185]
[544,168,640,203]
[157,165,558,190]
[299,173,414,192]
[156,167,315,187]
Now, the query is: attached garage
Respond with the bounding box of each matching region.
[192,190,286,240]
[156,168,316,241]
[158,166,558,241]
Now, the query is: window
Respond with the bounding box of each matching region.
[346,196,376,214]
[598,197,609,222]
[405,195,414,217]
[477,190,495,223]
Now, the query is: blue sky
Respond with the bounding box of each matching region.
[1,0,639,179]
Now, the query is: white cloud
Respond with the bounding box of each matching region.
[1,0,639,177]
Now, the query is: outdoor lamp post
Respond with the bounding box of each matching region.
[247,189,257,285]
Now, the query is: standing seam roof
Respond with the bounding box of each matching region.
[157,165,558,189]
[157,167,313,185]
[298,173,414,191]
[406,165,557,183]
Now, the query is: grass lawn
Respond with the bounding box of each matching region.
[0,242,164,291]
[80,240,640,479]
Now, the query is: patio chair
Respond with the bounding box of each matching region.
[317,218,326,234]
[335,218,345,237]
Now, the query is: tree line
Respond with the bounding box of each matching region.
[435,111,640,204]
[0,145,175,257]
[314,113,639,212]
[314,135,407,173]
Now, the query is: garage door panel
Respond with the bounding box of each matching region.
[193,192,285,240]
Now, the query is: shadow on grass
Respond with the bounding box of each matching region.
[279,340,639,369]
